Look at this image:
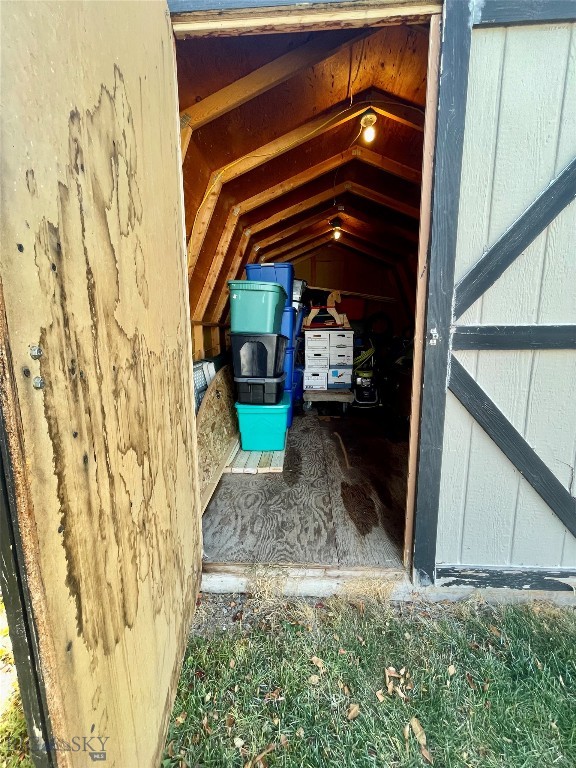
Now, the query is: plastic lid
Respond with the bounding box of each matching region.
[235,391,291,410]
[228,280,287,298]
[234,372,287,384]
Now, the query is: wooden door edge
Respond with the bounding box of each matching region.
[403,14,441,570]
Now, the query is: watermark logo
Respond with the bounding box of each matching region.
[36,724,109,761]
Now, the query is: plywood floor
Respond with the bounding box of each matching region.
[202,412,407,568]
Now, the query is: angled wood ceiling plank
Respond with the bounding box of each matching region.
[180,29,377,135]
[186,94,420,273]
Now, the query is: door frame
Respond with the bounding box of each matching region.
[172,0,442,578]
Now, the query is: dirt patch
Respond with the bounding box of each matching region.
[283,446,302,487]
[340,481,379,535]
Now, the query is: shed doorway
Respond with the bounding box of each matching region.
[176,14,439,579]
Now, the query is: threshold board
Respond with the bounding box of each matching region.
[223,445,285,474]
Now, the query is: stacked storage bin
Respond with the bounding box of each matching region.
[304,328,354,390]
[228,278,290,450]
[245,264,303,427]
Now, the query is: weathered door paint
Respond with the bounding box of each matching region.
[414,0,576,585]
[0,2,202,766]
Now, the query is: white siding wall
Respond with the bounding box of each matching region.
[436,23,576,568]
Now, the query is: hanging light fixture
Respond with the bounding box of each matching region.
[330,216,343,240]
[360,108,377,143]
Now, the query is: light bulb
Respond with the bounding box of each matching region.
[363,125,376,143]
[333,229,341,240]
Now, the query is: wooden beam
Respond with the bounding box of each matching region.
[220,89,423,185]
[171,2,441,38]
[186,94,421,272]
[180,29,376,132]
[211,179,418,323]
[404,12,441,570]
[194,155,419,319]
[180,123,193,163]
[452,325,576,350]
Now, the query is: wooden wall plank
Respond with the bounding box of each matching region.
[0,4,201,766]
[196,366,239,512]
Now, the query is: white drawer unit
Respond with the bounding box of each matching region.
[329,331,354,347]
[305,351,329,369]
[304,370,328,390]
[330,349,354,366]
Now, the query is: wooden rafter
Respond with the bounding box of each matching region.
[210,179,420,323]
[193,158,419,320]
[180,29,376,137]
[186,91,421,269]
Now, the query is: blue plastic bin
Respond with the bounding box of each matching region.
[293,366,304,402]
[235,392,291,451]
[246,263,294,308]
[283,347,295,391]
[281,306,296,344]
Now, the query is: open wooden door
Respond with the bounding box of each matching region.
[0,3,201,766]
[413,0,576,586]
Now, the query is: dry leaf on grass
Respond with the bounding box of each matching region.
[311,655,326,673]
[395,685,407,701]
[230,659,236,669]
[234,737,245,749]
[296,727,304,738]
[347,703,360,720]
[280,734,289,748]
[410,718,427,746]
[489,625,502,638]
[308,674,320,686]
[175,712,187,725]
[264,687,283,702]
[421,745,434,764]
[375,689,385,703]
[201,716,212,735]
[245,743,276,768]
[225,714,236,733]
[448,664,456,677]
[465,672,477,690]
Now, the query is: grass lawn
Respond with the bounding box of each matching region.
[164,596,576,768]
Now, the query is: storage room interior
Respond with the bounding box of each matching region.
[176,21,431,573]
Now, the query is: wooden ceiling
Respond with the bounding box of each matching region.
[176,23,429,338]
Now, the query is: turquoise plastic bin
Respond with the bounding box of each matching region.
[235,392,291,451]
[228,280,287,334]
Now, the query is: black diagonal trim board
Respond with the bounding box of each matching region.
[477,0,576,26]
[436,566,576,591]
[412,0,473,586]
[454,156,576,319]
[449,356,576,537]
[452,325,576,350]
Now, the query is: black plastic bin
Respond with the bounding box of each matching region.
[235,373,287,405]
[231,333,288,378]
